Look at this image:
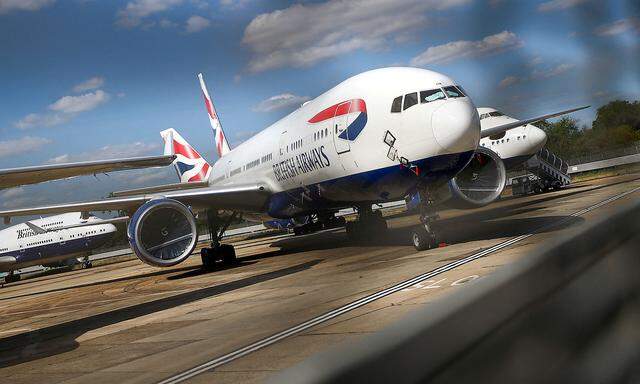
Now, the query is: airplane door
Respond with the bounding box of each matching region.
[332,101,351,154]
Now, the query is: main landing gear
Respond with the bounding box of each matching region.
[411,190,440,251]
[345,205,388,241]
[293,213,347,236]
[200,210,238,271]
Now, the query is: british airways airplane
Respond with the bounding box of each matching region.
[0,67,586,271]
[0,213,120,284]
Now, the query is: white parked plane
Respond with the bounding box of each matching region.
[478,107,548,168]
[0,67,587,269]
[0,213,121,283]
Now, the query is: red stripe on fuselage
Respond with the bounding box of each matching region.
[308,99,367,123]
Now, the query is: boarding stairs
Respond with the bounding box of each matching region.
[512,148,571,195]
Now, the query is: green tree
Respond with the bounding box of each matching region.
[592,100,640,131]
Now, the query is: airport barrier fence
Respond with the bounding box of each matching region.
[567,141,640,165]
[271,198,640,383]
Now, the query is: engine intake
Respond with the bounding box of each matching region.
[445,147,507,209]
[128,198,198,267]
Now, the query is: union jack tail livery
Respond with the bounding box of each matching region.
[198,73,231,159]
[160,128,211,183]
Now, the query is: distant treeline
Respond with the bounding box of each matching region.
[537,100,640,161]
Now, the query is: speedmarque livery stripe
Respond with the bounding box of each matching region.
[158,185,640,384]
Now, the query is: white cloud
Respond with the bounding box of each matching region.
[0,136,52,158]
[14,113,71,129]
[499,76,520,88]
[0,0,54,14]
[48,142,161,163]
[116,0,184,28]
[48,90,110,114]
[159,18,178,28]
[0,187,25,199]
[73,76,105,93]
[410,31,523,66]
[538,0,588,12]
[242,0,471,73]
[595,18,640,36]
[253,93,311,112]
[185,15,210,33]
[532,63,575,79]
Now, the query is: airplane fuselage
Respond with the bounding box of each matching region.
[0,213,117,273]
[208,68,481,219]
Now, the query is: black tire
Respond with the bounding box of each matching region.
[5,273,20,283]
[201,248,217,271]
[82,261,93,269]
[412,226,437,251]
[220,244,237,265]
[293,226,306,236]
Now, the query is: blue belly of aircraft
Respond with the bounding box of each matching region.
[267,150,474,218]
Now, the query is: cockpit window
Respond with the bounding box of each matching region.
[420,89,446,103]
[391,96,403,113]
[489,111,504,117]
[480,113,490,120]
[403,92,418,110]
[443,86,464,98]
[455,85,468,96]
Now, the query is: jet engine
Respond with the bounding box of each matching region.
[444,147,507,209]
[127,198,198,267]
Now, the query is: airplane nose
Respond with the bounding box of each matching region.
[431,99,480,153]
[528,125,547,151]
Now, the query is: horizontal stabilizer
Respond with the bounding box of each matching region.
[480,106,589,138]
[0,155,176,190]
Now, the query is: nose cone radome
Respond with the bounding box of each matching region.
[431,100,480,153]
[528,125,548,152]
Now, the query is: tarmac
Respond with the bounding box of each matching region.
[1,172,639,384]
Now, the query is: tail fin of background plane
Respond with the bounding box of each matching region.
[160,128,211,183]
[198,73,231,159]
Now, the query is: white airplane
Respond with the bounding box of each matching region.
[478,107,548,168]
[0,67,587,271]
[0,213,121,283]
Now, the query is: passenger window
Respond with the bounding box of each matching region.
[420,89,446,103]
[391,96,402,113]
[403,92,418,110]
[443,86,463,98]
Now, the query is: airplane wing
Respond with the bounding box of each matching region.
[0,155,176,189]
[109,181,209,198]
[480,106,589,138]
[0,184,270,223]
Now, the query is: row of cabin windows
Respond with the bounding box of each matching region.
[42,221,63,228]
[228,153,274,178]
[314,128,329,141]
[481,134,527,147]
[391,85,467,113]
[0,248,8,252]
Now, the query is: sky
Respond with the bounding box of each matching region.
[0,0,639,213]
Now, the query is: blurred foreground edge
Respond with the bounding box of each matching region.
[270,198,640,384]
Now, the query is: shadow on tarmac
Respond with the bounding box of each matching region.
[0,259,322,368]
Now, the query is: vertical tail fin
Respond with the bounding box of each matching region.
[160,128,211,183]
[198,73,231,159]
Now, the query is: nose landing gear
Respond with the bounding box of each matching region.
[200,210,239,271]
[411,190,440,251]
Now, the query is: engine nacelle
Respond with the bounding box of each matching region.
[444,147,507,209]
[127,198,198,267]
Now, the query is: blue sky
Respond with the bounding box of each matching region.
[0,0,639,211]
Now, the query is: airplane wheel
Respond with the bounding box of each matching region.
[220,244,237,265]
[4,273,20,284]
[201,248,217,271]
[82,261,93,269]
[412,226,437,251]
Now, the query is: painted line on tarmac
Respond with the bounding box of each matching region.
[158,185,640,384]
